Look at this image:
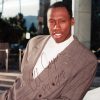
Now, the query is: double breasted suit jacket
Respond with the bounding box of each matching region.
[0,35,97,100]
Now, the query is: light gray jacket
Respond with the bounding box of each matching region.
[0,35,97,100]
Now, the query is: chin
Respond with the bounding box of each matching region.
[54,39,63,43]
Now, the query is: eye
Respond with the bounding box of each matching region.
[60,19,66,23]
[48,19,55,24]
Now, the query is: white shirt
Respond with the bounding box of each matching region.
[33,35,74,79]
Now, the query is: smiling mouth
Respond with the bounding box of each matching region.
[53,33,62,38]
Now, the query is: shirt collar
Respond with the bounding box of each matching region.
[48,35,74,48]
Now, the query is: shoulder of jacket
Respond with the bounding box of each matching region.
[76,37,97,63]
[29,35,50,44]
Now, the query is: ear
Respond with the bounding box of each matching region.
[71,17,75,25]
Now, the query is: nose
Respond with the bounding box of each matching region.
[53,21,60,30]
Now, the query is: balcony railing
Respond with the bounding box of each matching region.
[0,49,23,72]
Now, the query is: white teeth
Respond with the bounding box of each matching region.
[55,33,61,36]
[55,34,61,36]
[54,33,62,38]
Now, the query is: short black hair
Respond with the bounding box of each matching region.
[47,1,72,18]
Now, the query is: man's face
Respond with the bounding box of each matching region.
[47,7,74,43]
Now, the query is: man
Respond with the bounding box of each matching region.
[0,1,97,100]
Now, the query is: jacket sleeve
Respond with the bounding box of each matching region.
[0,84,16,100]
[0,76,26,100]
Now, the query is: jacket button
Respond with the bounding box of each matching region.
[52,82,55,86]
[39,94,42,97]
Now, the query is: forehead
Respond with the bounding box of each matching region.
[47,7,70,18]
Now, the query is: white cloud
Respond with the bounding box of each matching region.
[0,0,39,17]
